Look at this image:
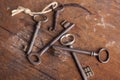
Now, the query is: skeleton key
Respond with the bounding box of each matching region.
[26,15,48,55]
[27,21,75,65]
[52,45,110,63]
[49,5,64,31]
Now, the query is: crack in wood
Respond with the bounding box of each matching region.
[0,25,16,35]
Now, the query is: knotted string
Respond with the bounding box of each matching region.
[11,2,58,16]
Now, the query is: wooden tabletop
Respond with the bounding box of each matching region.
[0,0,120,80]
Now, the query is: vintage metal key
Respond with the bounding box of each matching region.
[27,21,75,65]
[26,15,48,55]
[53,45,110,63]
[49,5,64,31]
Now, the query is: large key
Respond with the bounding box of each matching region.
[52,45,110,63]
[27,22,75,65]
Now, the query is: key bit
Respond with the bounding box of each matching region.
[83,66,94,78]
[61,20,72,28]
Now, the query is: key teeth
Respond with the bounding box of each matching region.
[83,66,94,78]
[60,20,68,28]
[60,20,75,28]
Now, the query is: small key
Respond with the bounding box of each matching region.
[27,22,75,65]
[49,5,64,31]
[26,15,48,55]
[52,45,110,63]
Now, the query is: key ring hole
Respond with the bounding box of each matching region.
[51,3,64,11]
[56,4,64,11]
[98,48,110,63]
[28,53,41,65]
[33,14,48,22]
[60,34,75,46]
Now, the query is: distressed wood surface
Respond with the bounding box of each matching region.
[0,0,120,80]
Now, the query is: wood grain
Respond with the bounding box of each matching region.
[0,0,120,80]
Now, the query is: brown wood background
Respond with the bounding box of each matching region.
[0,0,120,80]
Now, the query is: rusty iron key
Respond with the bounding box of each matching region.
[49,5,64,31]
[27,22,75,65]
[52,45,110,63]
[70,46,88,80]
[26,15,48,55]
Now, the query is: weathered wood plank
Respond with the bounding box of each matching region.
[0,0,120,80]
